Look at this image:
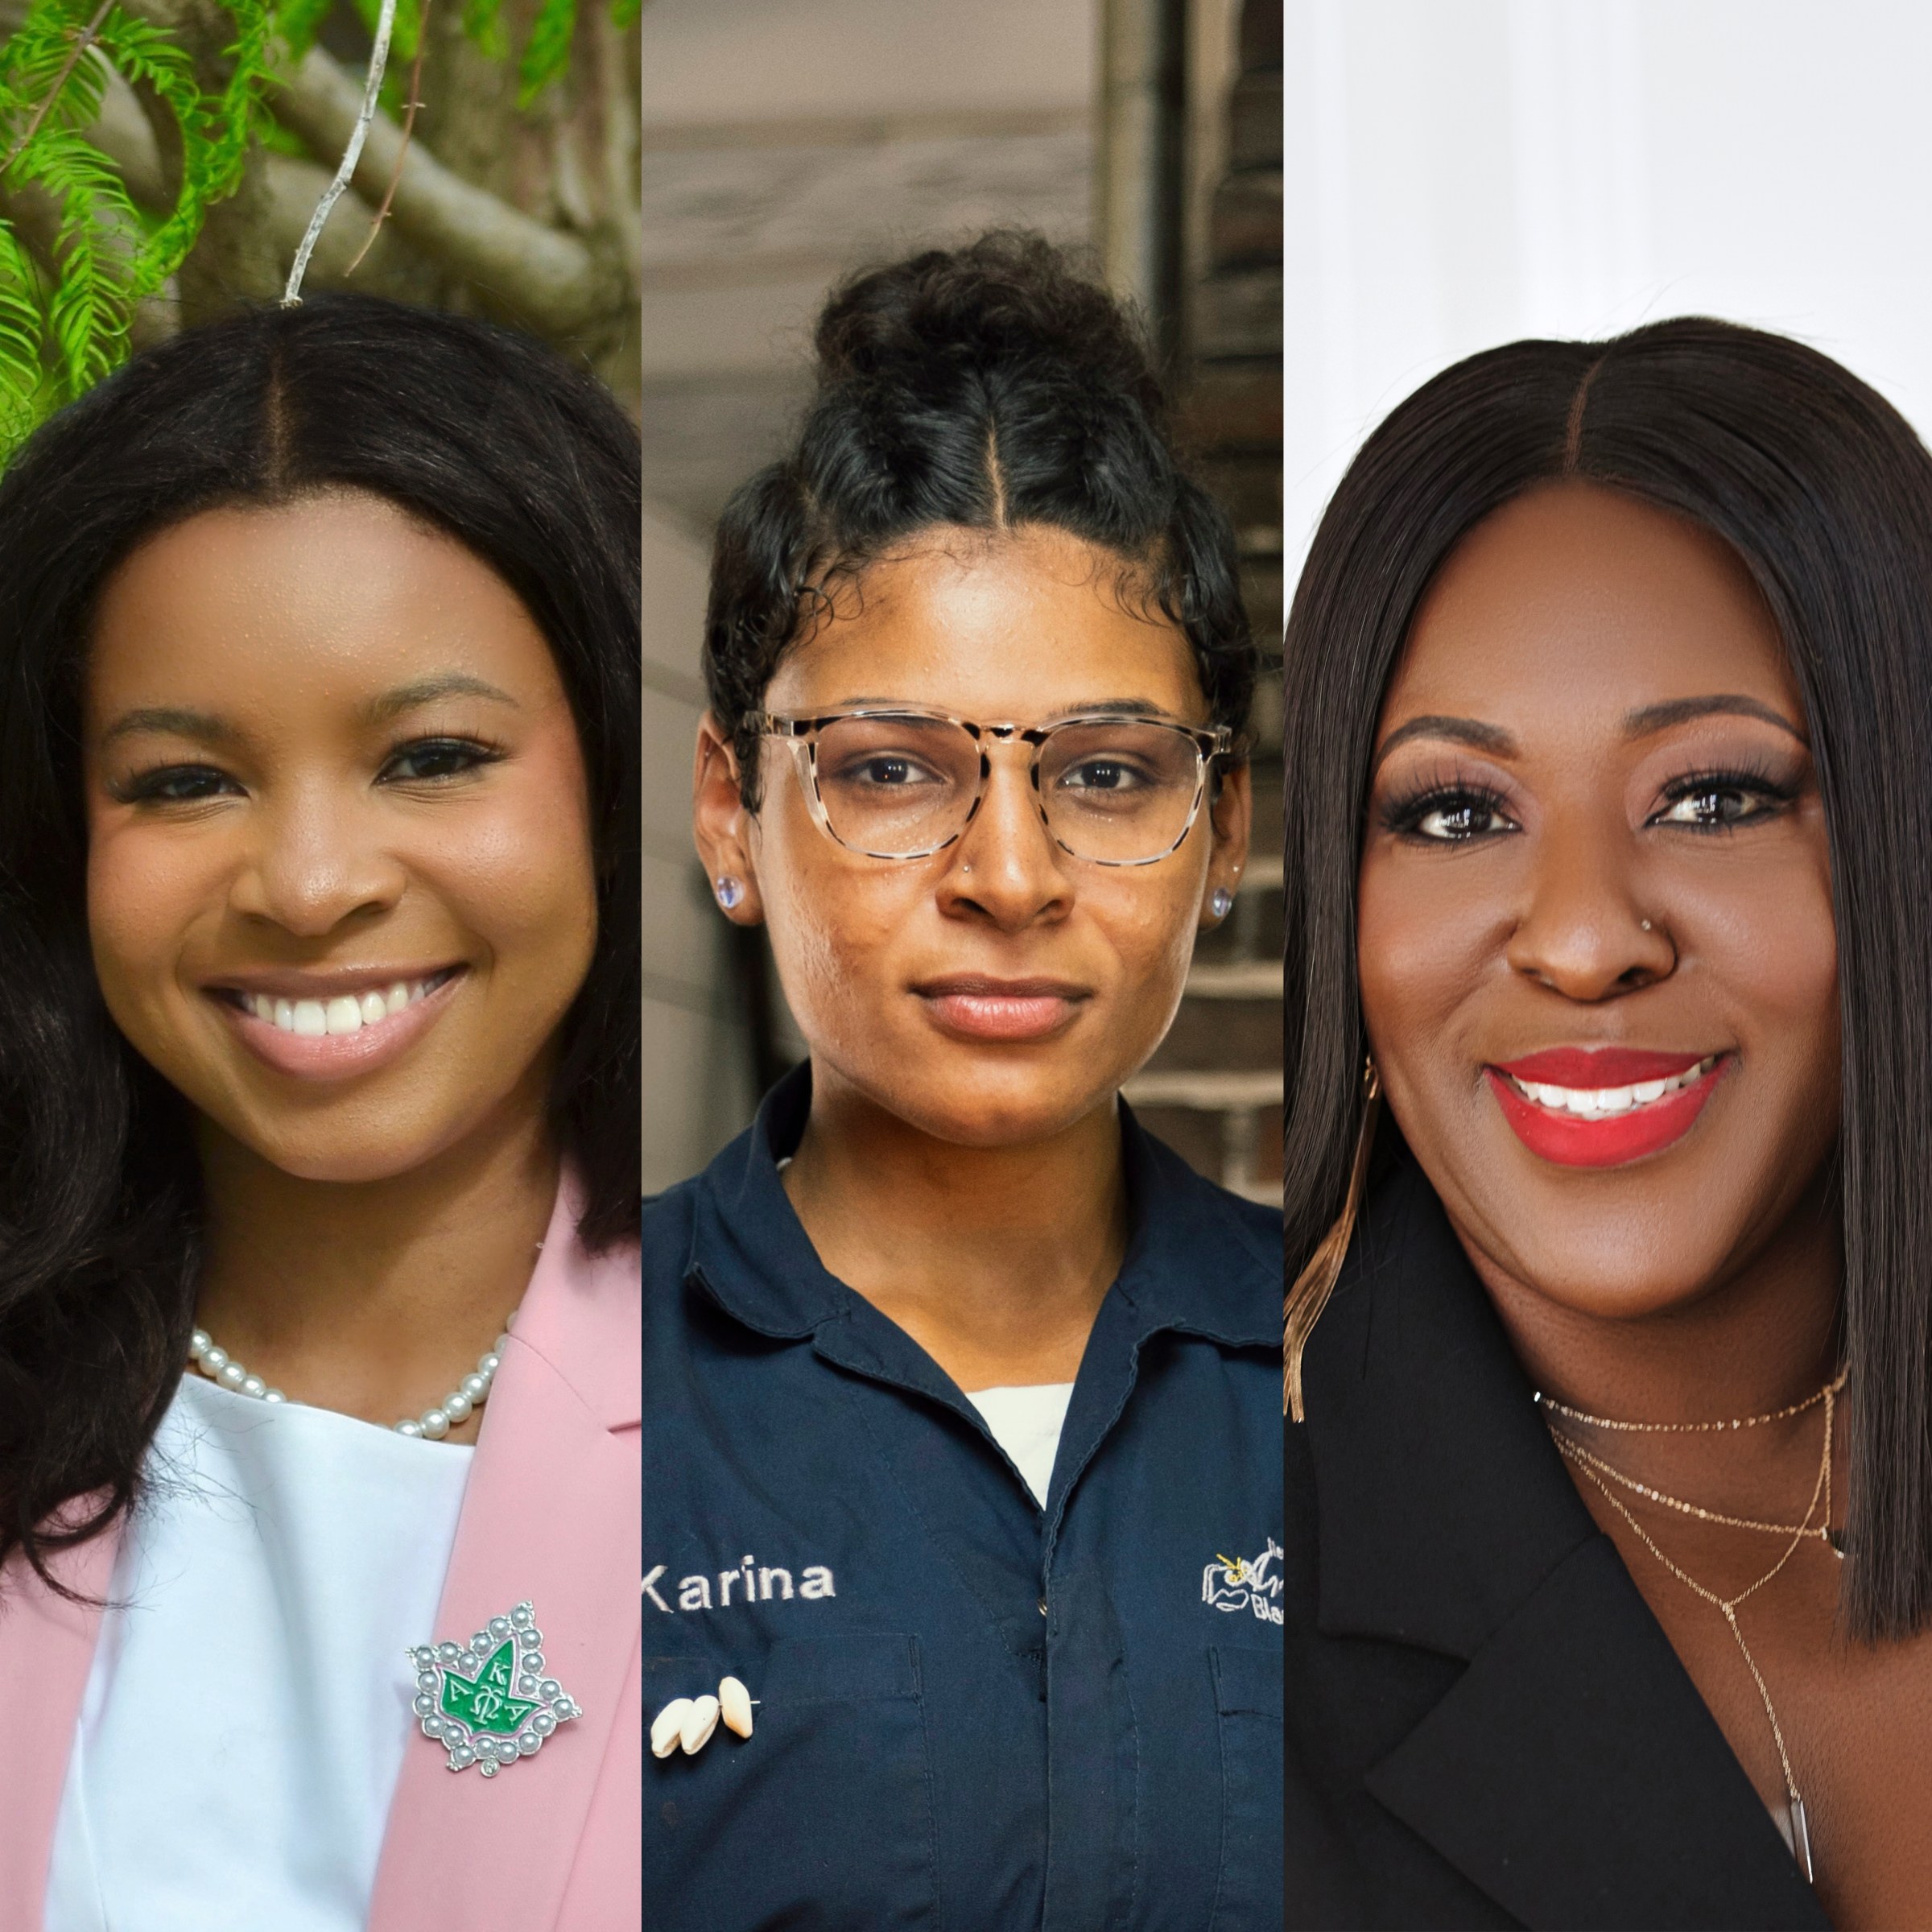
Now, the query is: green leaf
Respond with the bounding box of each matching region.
[459,0,507,61]
[516,0,574,104]
[607,0,638,29]
[273,0,335,62]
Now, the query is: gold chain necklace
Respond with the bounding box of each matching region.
[1536,1373,1843,1888]
[1550,1430,1841,1549]
[1535,1372,1845,1433]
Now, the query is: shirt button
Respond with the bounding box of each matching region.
[1037,1599,1048,1616]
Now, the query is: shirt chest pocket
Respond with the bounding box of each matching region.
[647,1630,939,1930]
[1209,1644,1284,1929]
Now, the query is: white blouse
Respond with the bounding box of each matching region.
[965,1381,1076,1506]
[44,1372,473,1932]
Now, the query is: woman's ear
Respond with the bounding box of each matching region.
[1199,758,1253,930]
[692,710,766,924]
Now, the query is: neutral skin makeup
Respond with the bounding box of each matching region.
[84,490,598,1435]
[1358,480,1932,1926]
[693,522,1249,1391]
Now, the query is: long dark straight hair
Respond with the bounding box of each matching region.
[0,294,641,1591]
[1284,316,1932,1642]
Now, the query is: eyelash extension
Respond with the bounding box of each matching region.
[1376,773,1514,839]
[1656,758,1798,803]
[1652,758,1801,827]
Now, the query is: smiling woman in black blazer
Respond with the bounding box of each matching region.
[1282,320,1932,1930]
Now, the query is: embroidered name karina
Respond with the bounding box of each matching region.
[643,1556,837,1615]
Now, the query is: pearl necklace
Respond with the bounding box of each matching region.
[188,1323,515,1439]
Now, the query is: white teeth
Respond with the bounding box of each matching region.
[1513,1056,1716,1120]
[244,975,445,1035]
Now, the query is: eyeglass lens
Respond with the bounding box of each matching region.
[810,715,1204,862]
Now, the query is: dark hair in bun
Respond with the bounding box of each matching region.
[703,229,1255,800]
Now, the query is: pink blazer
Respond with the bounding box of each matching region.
[1,1183,641,1932]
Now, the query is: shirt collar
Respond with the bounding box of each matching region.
[683,1061,1279,1352]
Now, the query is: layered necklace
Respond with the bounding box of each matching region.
[1535,1369,1847,1887]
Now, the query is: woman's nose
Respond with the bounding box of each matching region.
[227,788,408,936]
[1504,812,1675,1000]
[939,750,1070,927]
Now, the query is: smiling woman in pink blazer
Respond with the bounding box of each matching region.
[0,298,641,1930]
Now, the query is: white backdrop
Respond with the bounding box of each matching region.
[1285,0,1932,575]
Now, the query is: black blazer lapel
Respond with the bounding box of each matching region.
[1367,1534,1826,1930]
[1302,1156,1829,1930]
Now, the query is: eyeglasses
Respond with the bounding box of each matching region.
[754,708,1232,865]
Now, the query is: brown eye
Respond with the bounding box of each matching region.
[1651,773,1794,830]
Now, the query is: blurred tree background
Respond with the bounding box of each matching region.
[0,0,642,460]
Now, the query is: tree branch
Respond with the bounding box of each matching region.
[271,43,623,338]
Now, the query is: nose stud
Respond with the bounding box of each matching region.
[1211,887,1234,919]
[714,876,744,910]
[1641,919,1653,931]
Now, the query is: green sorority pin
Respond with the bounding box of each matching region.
[408,1600,581,1776]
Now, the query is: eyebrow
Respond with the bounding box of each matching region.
[99,673,520,750]
[1621,693,1807,743]
[1373,692,1808,774]
[1372,714,1517,774]
[817,696,1177,720]
[357,673,519,726]
[99,706,242,749]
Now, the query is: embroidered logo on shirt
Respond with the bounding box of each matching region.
[642,1554,836,1615]
[1201,1539,1282,1624]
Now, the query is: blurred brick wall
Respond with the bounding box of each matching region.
[1125,0,1282,1204]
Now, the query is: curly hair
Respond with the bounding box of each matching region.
[702,230,1255,803]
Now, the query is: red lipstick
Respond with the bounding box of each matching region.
[1486,1046,1729,1168]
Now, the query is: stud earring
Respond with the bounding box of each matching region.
[1211,887,1235,919]
[715,876,744,910]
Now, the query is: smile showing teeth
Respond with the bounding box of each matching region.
[1509,1055,1719,1121]
[232,973,452,1038]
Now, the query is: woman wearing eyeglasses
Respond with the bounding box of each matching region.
[641,233,1280,1926]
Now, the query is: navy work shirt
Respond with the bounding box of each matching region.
[643,1067,1283,1929]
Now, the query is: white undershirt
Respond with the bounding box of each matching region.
[964,1382,1076,1505]
[45,1372,473,1932]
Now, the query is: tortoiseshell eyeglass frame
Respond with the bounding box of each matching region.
[753,708,1233,865]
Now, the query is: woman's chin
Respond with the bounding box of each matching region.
[858,1069,1123,1153]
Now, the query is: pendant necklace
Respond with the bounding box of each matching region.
[188,1321,517,1438]
[1536,1370,1846,1887]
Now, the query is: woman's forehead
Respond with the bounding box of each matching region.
[765,526,1204,720]
[1384,483,1798,737]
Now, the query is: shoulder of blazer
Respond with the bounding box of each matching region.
[1291,1154,1830,1931]
[0,1512,120,1921]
